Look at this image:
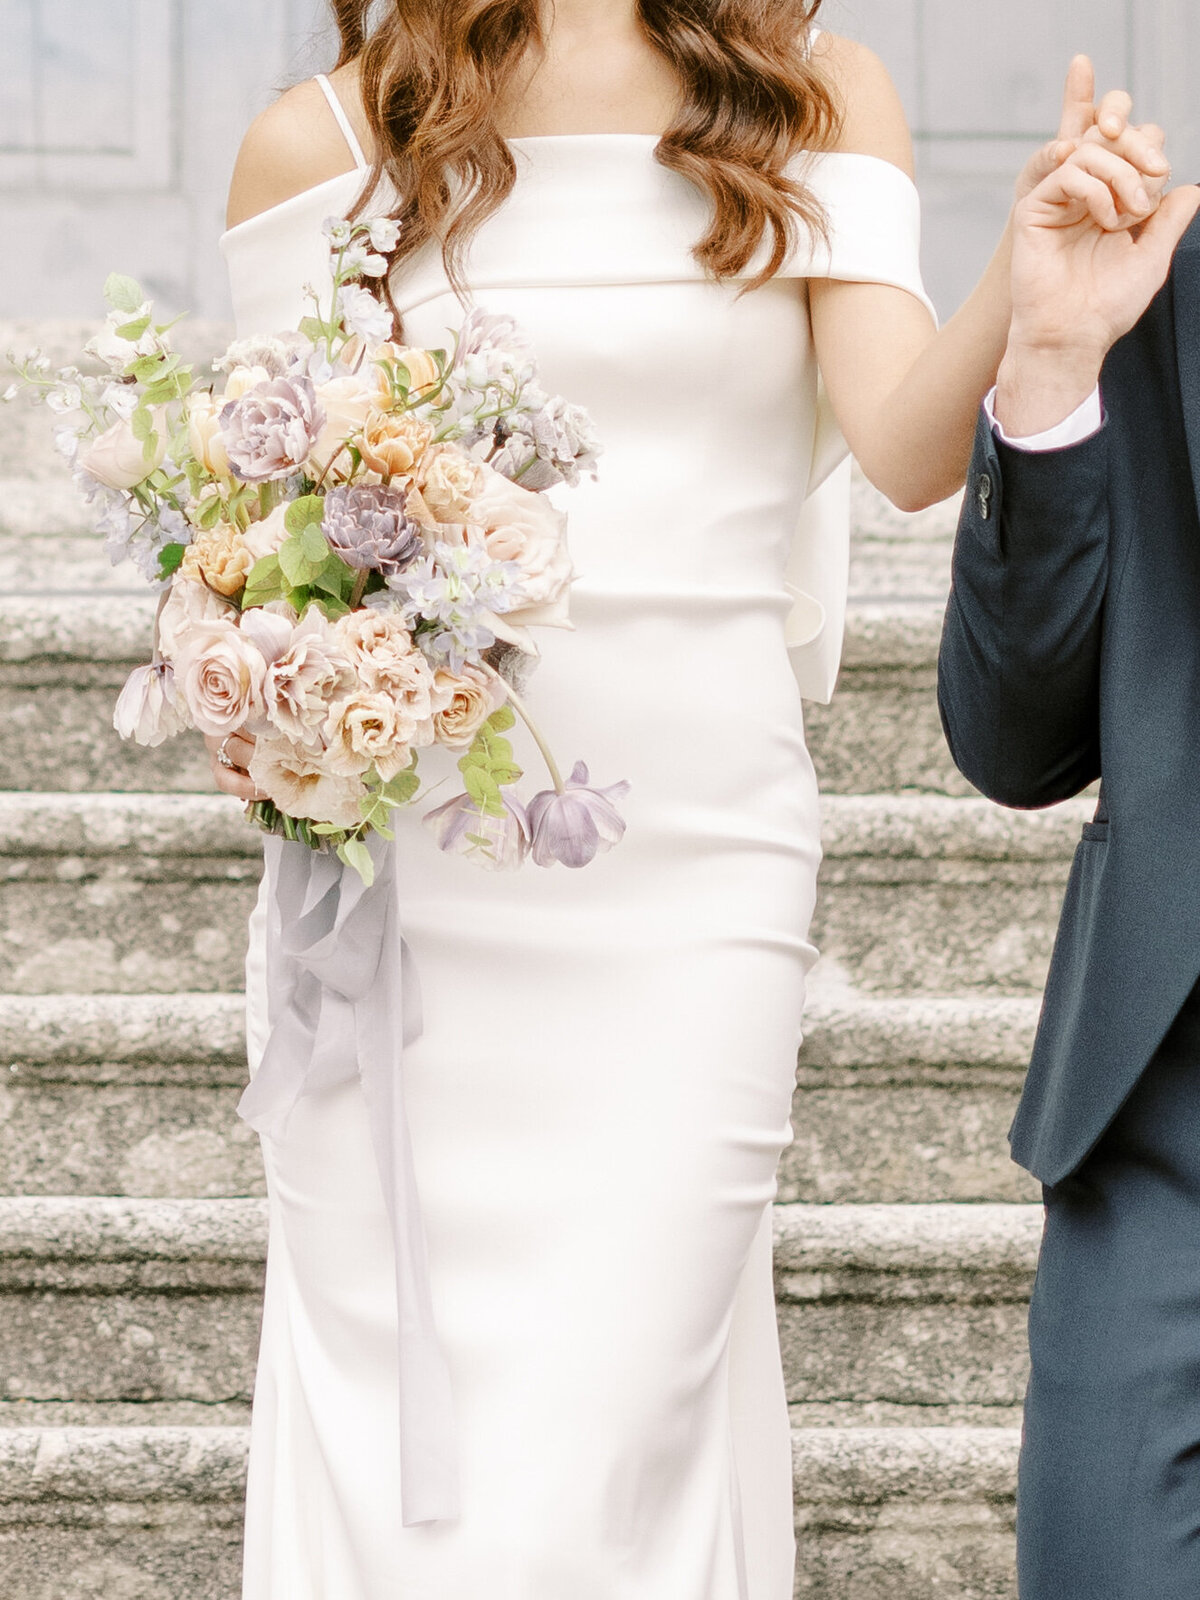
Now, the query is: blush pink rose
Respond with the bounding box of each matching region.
[469,464,574,629]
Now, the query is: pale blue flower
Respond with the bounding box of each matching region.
[527,763,630,869]
[393,540,524,672]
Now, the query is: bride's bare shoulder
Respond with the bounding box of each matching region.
[225,68,369,230]
[810,30,915,180]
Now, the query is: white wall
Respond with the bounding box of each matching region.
[2,0,1196,320]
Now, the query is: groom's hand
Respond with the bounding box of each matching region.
[1013,56,1161,204]
[997,129,1200,437]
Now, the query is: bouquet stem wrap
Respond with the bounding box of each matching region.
[237,833,460,1525]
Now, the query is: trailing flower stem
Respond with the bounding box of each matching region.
[481,663,564,795]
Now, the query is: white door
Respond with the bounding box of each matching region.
[0,0,333,319]
[822,0,1200,314]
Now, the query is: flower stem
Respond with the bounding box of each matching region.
[481,663,564,795]
[349,569,369,608]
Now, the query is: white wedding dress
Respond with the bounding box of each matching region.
[222,68,932,1600]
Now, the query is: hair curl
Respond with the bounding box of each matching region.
[329,0,841,310]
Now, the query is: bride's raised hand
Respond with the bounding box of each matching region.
[1013,55,1168,207]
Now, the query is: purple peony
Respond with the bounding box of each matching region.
[219,375,325,483]
[322,484,423,574]
[424,790,530,871]
[527,762,629,869]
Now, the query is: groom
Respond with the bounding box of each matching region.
[937,95,1200,1599]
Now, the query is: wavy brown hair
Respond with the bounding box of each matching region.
[330,0,841,310]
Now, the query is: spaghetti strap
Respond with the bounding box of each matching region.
[314,73,369,171]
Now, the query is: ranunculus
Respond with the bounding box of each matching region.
[416,443,484,524]
[264,609,357,747]
[156,577,238,660]
[307,374,375,481]
[336,609,437,742]
[527,762,630,869]
[112,662,189,747]
[323,689,413,780]
[468,464,574,629]
[174,619,272,737]
[424,790,530,870]
[249,734,366,828]
[358,409,432,479]
[80,412,166,491]
[186,392,231,479]
[219,374,325,483]
[179,521,255,597]
[430,665,504,750]
[241,502,290,563]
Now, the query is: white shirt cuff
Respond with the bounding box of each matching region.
[984,385,1104,452]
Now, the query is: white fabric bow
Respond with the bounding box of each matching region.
[238,833,460,1525]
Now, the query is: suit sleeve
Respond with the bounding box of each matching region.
[937,408,1109,808]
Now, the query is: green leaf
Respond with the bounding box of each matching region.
[116,313,152,341]
[104,273,144,314]
[279,528,327,588]
[487,704,515,734]
[381,769,420,805]
[141,429,160,464]
[284,495,325,534]
[490,763,523,787]
[241,553,285,607]
[157,542,187,578]
[130,406,154,441]
[196,494,224,531]
[298,316,329,343]
[299,519,329,563]
[462,764,503,816]
[339,836,375,886]
[126,353,163,383]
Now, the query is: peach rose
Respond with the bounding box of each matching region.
[249,734,366,828]
[323,689,414,780]
[307,375,374,480]
[179,521,256,597]
[469,464,574,629]
[430,665,505,750]
[358,409,433,479]
[157,577,238,660]
[335,609,438,742]
[80,412,166,492]
[359,341,441,407]
[242,502,290,564]
[174,619,270,737]
[416,443,484,524]
[186,392,231,478]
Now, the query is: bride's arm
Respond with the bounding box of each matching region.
[807,38,1169,512]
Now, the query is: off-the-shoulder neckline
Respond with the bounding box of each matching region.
[219,138,914,245]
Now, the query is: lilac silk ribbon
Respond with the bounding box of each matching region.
[237,833,460,1525]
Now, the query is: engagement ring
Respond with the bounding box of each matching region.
[217,736,238,771]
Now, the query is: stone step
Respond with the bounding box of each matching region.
[0,791,1086,995]
[0,595,963,795]
[0,992,1039,1202]
[0,1422,1017,1600]
[0,1198,1038,1414]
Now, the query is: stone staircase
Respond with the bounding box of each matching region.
[0,322,1068,1597]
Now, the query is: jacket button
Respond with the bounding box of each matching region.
[976,472,994,520]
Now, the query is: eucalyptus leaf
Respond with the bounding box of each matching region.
[339,837,375,886]
[116,313,152,341]
[487,704,515,734]
[285,495,325,534]
[104,273,144,314]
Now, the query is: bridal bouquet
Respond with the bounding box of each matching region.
[6,218,627,882]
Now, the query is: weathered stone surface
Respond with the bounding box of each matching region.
[0,993,245,1075]
[814,795,1091,996]
[792,1428,1018,1600]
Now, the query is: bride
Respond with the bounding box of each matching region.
[210,2,1168,1594]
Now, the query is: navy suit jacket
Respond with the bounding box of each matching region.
[938,217,1200,1187]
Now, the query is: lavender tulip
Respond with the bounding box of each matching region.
[527,762,629,869]
[424,790,530,871]
[322,484,423,574]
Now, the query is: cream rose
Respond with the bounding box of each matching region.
[174,619,270,737]
[248,735,366,828]
[179,521,256,597]
[222,364,274,400]
[430,665,505,750]
[416,443,484,524]
[242,502,290,564]
[186,392,231,479]
[80,412,166,492]
[335,609,437,742]
[358,409,432,479]
[157,577,238,660]
[469,464,574,628]
[264,609,357,747]
[323,690,414,780]
[307,375,374,480]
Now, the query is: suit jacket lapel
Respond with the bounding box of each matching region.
[1173,220,1200,511]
